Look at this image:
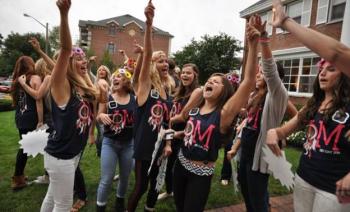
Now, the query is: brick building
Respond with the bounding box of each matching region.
[240,0,348,105]
[79,14,173,66]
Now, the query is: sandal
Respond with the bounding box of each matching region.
[70,199,87,212]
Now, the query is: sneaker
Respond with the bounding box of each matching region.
[221,179,229,186]
[113,174,119,181]
[34,175,49,184]
[157,192,173,200]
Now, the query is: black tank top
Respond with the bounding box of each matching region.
[133,89,172,160]
[297,107,350,194]
[15,89,38,130]
[45,90,94,159]
[103,94,136,141]
[181,108,222,162]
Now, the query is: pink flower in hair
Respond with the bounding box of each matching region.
[317,58,332,72]
[71,47,86,58]
[226,73,240,87]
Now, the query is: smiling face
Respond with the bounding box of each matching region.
[203,75,224,101]
[318,63,341,92]
[111,73,127,92]
[74,55,88,76]
[97,66,107,79]
[155,54,169,79]
[180,66,196,87]
[255,67,266,89]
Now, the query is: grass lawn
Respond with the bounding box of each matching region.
[0,111,301,211]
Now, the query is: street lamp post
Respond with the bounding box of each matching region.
[23,13,49,54]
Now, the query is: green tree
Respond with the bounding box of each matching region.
[0,33,3,49]
[0,32,47,77]
[100,50,115,72]
[173,33,242,83]
[48,26,60,51]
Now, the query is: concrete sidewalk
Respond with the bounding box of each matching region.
[205,194,293,212]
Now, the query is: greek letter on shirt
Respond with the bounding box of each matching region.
[304,118,345,157]
[184,117,216,150]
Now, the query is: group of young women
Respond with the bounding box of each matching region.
[9,0,350,211]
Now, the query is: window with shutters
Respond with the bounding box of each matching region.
[276,1,303,34]
[329,0,346,21]
[317,0,346,24]
[287,1,303,24]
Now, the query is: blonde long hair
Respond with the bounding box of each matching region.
[151,51,174,95]
[35,58,51,79]
[96,65,111,86]
[68,56,97,99]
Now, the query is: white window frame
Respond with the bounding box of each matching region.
[316,0,346,24]
[328,0,346,22]
[107,42,115,54]
[277,56,320,96]
[276,1,303,34]
[260,11,273,35]
[301,0,313,26]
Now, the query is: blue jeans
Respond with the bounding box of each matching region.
[96,137,134,206]
[238,158,269,212]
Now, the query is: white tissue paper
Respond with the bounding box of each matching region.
[262,146,295,190]
[19,125,49,157]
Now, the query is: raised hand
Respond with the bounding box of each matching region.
[271,0,288,28]
[89,56,97,62]
[29,37,41,52]
[56,0,71,14]
[252,14,267,34]
[133,40,144,54]
[144,0,155,26]
[246,16,261,42]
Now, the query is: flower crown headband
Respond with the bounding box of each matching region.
[226,72,240,87]
[113,68,132,80]
[71,47,86,58]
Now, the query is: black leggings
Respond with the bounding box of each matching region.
[173,160,212,212]
[74,165,87,201]
[14,128,34,176]
[164,143,180,194]
[127,159,161,212]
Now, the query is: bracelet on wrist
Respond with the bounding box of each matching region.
[280,16,290,30]
[259,37,270,43]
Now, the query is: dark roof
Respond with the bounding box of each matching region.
[79,14,173,37]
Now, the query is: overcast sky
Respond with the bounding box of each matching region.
[0,0,257,54]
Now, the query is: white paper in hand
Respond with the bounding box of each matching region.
[262,146,295,190]
[19,125,49,157]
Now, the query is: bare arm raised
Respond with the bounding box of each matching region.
[220,17,259,134]
[136,0,155,106]
[272,0,350,78]
[50,0,72,106]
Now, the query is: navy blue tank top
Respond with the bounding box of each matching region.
[133,89,172,160]
[15,89,38,130]
[181,108,222,162]
[240,105,264,161]
[297,107,350,194]
[170,97,189,150]
[103,94,136,141]
[45,91,94,159]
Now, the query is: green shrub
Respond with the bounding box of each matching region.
[0,98,14,112]
[286,130,306,148]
